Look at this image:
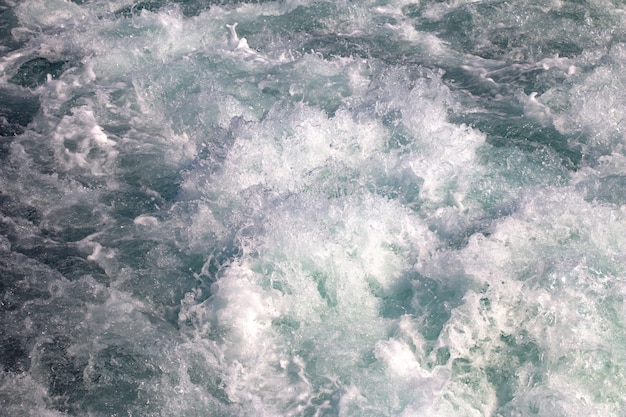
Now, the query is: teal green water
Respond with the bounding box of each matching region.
[0,1,625,416]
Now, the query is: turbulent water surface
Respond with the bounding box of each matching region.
[1,0,626,416]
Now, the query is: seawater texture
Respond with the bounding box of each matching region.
[0,0,625,416]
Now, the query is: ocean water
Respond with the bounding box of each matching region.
[1,0,625,416]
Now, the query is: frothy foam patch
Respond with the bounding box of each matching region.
[206,105,386,195]
[2,0,626,416]
[371,69,486,208]
[174,190,447,414]
[179,65,487,220]
[0,370,70,417]
[554,44,626,158]
[14,0,86,30]
[432,187,626,415]
[51,108,118,176]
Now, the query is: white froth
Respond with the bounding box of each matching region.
[205,263,282,361]
[2,0,626,416]
[435,187,626,415]
[133,215,159,227]
[547,44,626,159]
[375,338,426,378]
[14,0,86,30]
[0,371,70,417]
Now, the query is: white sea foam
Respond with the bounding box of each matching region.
[1,0,626,416]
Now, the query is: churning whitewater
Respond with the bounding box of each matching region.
[0,0,625,416]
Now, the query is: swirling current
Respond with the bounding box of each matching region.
[1,0,625,416]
